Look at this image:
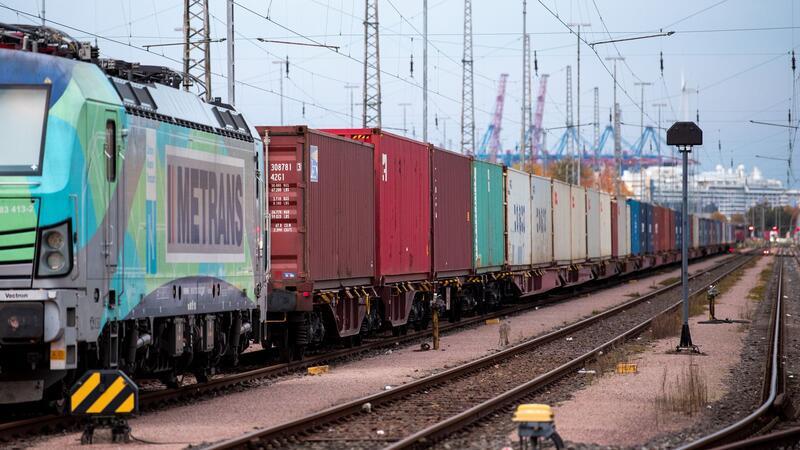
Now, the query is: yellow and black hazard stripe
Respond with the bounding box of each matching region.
[70,370,138,415]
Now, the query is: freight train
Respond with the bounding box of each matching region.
[258,126,736,360]
[0,24,734,405]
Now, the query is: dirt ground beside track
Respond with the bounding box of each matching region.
[552,255,769,447]
[21,256,731,449]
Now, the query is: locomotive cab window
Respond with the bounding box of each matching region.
[0,85,49,175]
[105,120,116,182]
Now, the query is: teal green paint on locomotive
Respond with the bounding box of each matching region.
[0,48,265,404]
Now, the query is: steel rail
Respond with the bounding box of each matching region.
[206,252,754,450]
[0,253,733,442]
[386,253,756,450]
[677,251,786,450]
[708,425,800,450]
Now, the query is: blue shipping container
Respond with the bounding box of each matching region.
[628,199,641,256]
[644,202,651,254]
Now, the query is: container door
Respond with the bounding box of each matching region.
[268,136,306,285]
[505,169,531,267]
[530,175,552,265]
[570,186,586,261]
[551,180,570,263]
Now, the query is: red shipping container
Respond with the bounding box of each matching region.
[656,206,664,252]
[430,146,472,278]
[259,126,376,300]
[323,128,431,283]
[668,208,675,250]
[611,200,619,257]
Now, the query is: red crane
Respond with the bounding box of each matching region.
[478,73,509,163]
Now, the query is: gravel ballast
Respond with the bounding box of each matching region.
[18,256,731,449]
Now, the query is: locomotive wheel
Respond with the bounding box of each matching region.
[160,371,183,389]
[193,367,210,383]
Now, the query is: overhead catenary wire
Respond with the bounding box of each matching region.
[231,0,524,126]
[0,3,355,123]
[533,0,657,125]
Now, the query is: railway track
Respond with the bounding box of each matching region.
[674,247,792,450]
[205,252,755,450]
[0,253,745,445]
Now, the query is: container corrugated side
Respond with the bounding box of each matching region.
[505,167,532,268]
[611,200,619,257]
[552,179,571,263]
[599,192,612,259]
[628,199,641,256]
[322,128,431,282]
[622,201,631,257]
[570,185,587,262]
[431,146,472,278]
[615,196,630,258]
[585,189,601,260]
[530,175,553,266]
[472,160,505,272]
[261,126,376,291]
[692,215,699,249]
[642,202,650,254]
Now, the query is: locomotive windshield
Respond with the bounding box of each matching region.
[0,85,48,175]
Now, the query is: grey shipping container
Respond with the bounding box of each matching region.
[530,174,553,266]
[552,179,571,263]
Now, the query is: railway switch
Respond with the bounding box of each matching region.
[70,370,138,444]
[513,404,564,449]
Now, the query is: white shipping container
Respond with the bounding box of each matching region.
[599,191,612,259]
[531,175,553,266]
[570,185,587,262]
[506,168,532,267]
[552,179,571,263]
[692,215,700,249]
[586,189,601,260]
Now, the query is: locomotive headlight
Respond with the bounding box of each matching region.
[46,252,66,271]
[45,231,64,249]
[36,221,72,278]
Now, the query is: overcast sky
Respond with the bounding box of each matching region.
[2,0,798,186]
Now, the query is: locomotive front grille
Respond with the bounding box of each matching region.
[0,228,35,285]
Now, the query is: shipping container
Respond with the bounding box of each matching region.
[611,200,619,257]
[530,175,553,266]
[552,179,571,263]
[599,191,612,259]
[644,202,654,254]
[322,128,431,282]
[505,167,532,268]
[472,160,505,272]
[586,189,601,260]
[622,201,631,257]
[431,146,472,278]
[653,206,665,253]
[570,185,587,261]
[692,215,699,249]
[260,125,376,291]
[616,198,630,258]
[628,199,642,256]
